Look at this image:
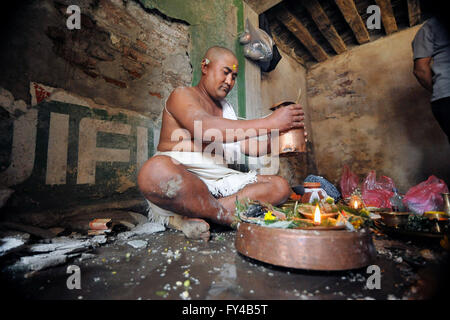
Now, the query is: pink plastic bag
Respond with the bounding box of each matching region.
[340,165,359,199]
[362,189,394,208]
[361,171,395,208]
[362,171,396,192]
[403,175,449,214]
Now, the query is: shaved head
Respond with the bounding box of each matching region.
[203,46,236,65]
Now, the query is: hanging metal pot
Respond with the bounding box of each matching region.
[270,100,306,157]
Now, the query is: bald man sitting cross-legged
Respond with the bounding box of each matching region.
[137,46,306,240]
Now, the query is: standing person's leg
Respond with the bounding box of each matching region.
[431,97,450,143]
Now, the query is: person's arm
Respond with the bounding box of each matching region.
[240,134,271,157]
[167,87,305,143]
[413,57,433,92]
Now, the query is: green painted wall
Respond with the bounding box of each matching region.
[139,0,246,118]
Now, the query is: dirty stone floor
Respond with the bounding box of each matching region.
[2,225,449,300]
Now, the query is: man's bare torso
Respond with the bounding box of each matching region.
[157,86,224,152]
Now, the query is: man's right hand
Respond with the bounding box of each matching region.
[268,103,305,132]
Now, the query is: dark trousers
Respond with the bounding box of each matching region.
[431,97,450,143]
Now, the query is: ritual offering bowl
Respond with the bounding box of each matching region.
[300,211,338,220]
[379,211,410,228]
[270,100,306,157]
[235,223,375,271]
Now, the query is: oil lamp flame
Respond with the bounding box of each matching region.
[314,204,321,224]
[353,200,358,209]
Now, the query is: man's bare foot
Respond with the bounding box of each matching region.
[168,214,210,241]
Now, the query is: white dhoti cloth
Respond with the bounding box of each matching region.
[147,99,258,225]
[146,151,258,225]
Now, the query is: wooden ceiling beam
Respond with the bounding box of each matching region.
[334,0,370,44]
[407,0,421,27]
[277,9,328,62]
[375,0,398,34]
[302,0,347,54]
[243,0,283,15]
[271,33,306,66]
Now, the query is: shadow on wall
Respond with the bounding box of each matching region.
[382,80,450,189]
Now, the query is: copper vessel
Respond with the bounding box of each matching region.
[235,222,375,271]
[442,193,450,216]
[379,211,411,228]
[270,101,306,157]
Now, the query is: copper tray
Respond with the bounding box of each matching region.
[235,222,376,271]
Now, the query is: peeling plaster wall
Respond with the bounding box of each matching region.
[306,26,450,192]
[0,0,245,213]
[139,0,245,117]
[0,0,192,119]
[260,51,317,186]
[0,0,195,212]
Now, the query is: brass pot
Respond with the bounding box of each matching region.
[379,211,411,228]
[442,193,450,216]
[270,101,306,157]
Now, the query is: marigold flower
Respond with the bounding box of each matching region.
[264,211,276,221]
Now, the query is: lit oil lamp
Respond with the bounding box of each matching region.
[296,203,343,230]
[314,203,321,225]
[350,195,363,210]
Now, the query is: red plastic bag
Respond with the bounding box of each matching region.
[362,189,394,208]
[361,171,395,208]
[340,165,359,199]
[403,175,449,214]
[362,171,396,192]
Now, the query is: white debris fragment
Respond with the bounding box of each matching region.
[180,291,190,300]
[127,240,147,249]
[91,235,107,245]
[77,253,96,262]
[28,237,101,253]
[131,222,165,235]
[0,237,26,256]
[10,249,74,272]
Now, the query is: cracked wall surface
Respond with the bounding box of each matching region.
[306,26,450,191]
[0,0,192,119]
[0,0,195,212]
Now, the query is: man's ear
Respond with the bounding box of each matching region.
[201,58,210,75]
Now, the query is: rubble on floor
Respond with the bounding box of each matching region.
[0,209,164,274]
[1,210,448,300]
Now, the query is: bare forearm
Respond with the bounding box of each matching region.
[413,58,433,93]
[414,68,433,92]
[241,135,271,156]
[201,117,275,143]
